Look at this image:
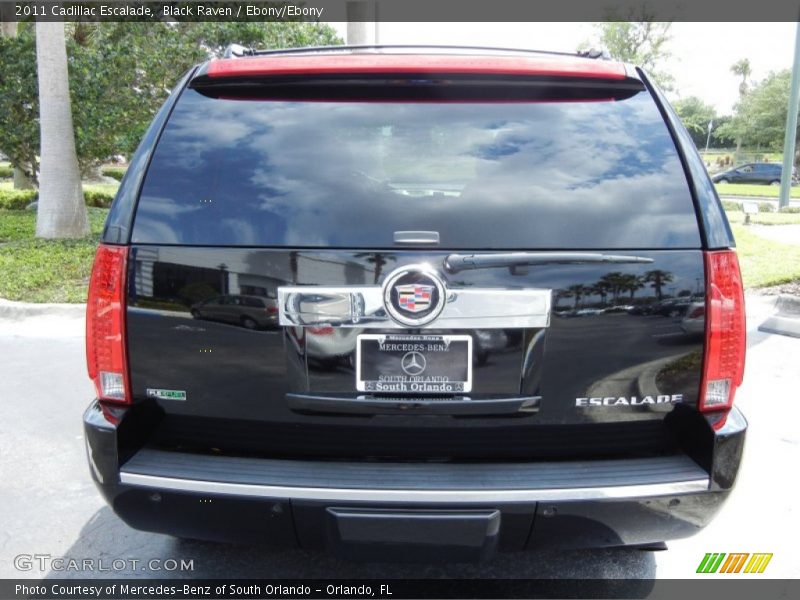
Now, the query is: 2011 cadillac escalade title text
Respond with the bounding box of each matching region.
[14,3,324,19]
[16,4,155,17]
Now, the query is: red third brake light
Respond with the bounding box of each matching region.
[86,244,131,404]
[699,250,746,413]
[205,54,628,81]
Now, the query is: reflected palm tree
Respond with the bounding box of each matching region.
[620,274,644,302]
[590,282,609,306]
[564,284,588,310]
[353,252,397,284]
[597,272,626,305]
[644,270,674,301]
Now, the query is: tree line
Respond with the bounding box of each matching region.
[0,18,341,237]
[557,270,681,310]
[585,23,795,154]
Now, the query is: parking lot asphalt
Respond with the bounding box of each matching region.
[0,295,797,581]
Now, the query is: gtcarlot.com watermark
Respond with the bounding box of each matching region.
[14,553,194,573]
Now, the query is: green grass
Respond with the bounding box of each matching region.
[0,210,36,242]
[1,203,798,302]
[731,223,800,288]
[715,182,800,198]
[0,208,108,303]
[724,209,800,226]
[84,182,119,195]
[0,180,119,194]
[701,150,781,160]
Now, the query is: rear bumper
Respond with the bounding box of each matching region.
[84,401,746,558]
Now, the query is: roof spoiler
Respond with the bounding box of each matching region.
[192,46,643,102]
[220,43,615,61]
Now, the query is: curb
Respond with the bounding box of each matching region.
[758,294,800,339]
[635,354,691,398]
[585,354,685,401]
[0,298,85,321]
[775,294,800,315]
[759,317,800,338]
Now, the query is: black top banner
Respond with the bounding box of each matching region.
[2,0,800,22]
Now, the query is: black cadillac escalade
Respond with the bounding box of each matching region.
[83,46,747,561]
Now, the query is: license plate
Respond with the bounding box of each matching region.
[356,334,472,393]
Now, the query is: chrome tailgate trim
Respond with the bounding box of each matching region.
[278,286,552,329]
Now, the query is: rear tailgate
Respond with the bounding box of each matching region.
[123,58,707,461]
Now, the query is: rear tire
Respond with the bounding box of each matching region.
[770,180,780,186]
[717,178,729,184]
[241,316,258,330]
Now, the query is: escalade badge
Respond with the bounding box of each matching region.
[575,394,683,407]
[383,265,447,327]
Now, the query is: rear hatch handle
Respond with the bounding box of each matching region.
[444,252,654,273]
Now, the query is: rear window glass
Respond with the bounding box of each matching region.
[132,88,700,249]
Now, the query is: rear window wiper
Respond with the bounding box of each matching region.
[444,252,654,273]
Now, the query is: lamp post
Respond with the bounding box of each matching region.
[704,120,714,155]
[779,22,800,209]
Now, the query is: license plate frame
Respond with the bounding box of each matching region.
[356,334,473,394]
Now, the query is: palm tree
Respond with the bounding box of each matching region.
[35,21,88,238]
[620,274,644,301]
[643,269,674,301]
[565,284,588,310]
[590,282,609,306]
[597,272,626,305]
[731,58,751,98]
[1,5,34,190]
[730,58,751,159]
[554,289,572,310]
[354,253,396,284]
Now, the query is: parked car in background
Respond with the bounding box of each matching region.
[602,305,634,314]
[190,294,278,329]
[653,298,694,318]
[681,302,706,335]
[711,162,796,186]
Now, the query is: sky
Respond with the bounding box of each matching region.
[326,22,797,114]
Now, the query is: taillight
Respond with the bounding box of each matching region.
[699,250,746,413]
[86,244,130,404]
[266,306,278,314]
